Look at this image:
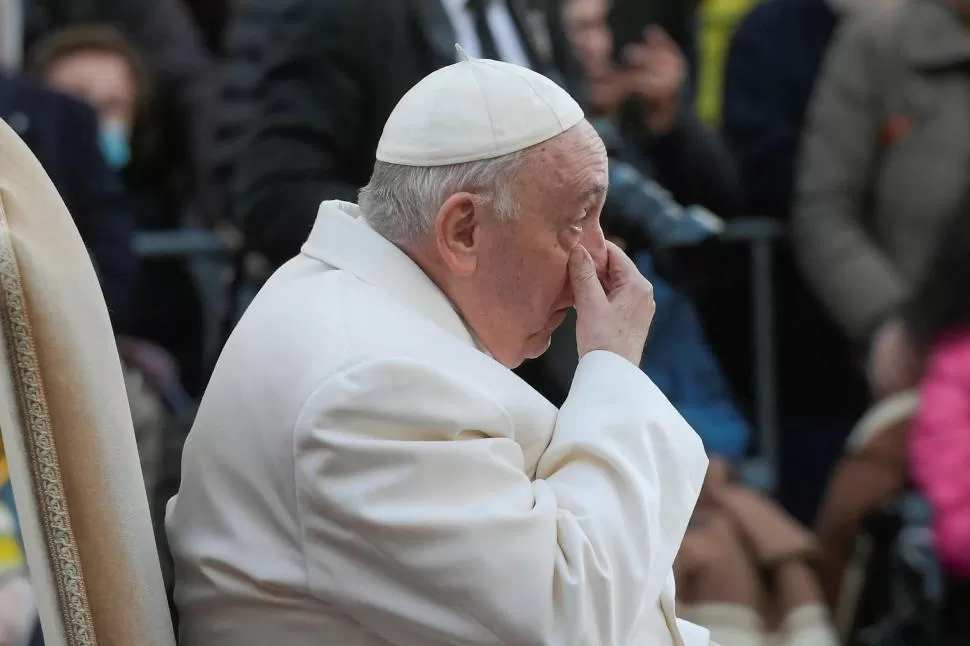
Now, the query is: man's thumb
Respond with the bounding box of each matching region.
[569,245,604,305]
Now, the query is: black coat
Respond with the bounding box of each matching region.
[223,0,586,267]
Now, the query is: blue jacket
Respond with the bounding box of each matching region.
[637,252,751,460]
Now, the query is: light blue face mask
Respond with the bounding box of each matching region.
[98,121,131,170]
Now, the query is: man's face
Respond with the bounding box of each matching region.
[563,0,627,114]
[470,122,609,367]
[564,0,613,76]
[45,49,137,133]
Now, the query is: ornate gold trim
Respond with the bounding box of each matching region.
[0,199,97,646]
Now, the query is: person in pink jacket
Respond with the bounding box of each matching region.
[908,192,970,579]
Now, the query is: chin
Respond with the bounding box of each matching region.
[502,337,552,369]
[523,335,553,362]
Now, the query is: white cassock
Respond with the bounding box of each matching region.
[166,200,711,646]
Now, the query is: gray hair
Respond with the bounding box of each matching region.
[358,152,525,246]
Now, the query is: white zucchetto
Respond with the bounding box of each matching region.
[375,45,585,167]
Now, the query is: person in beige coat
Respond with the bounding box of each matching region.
[166,53,712,645]
[793,0,970,401]
[673,459,839,646]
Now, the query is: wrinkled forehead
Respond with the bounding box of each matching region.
[521,123,608,203]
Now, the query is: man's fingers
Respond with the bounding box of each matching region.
[569,245,606,309]
[605,240,641,285]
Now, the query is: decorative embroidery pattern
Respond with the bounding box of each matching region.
[0,197,97,646]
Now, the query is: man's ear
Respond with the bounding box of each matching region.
[434,192,481,277]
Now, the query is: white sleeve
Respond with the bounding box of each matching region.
[295,350,708,646]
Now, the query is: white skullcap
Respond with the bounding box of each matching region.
[375,45,585,167]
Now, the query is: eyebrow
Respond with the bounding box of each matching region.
[582,184,608,202]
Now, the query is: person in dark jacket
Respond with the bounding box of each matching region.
[0,72,137,329]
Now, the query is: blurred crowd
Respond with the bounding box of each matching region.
[1,0,970,644]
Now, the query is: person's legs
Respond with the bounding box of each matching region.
[814,416,909,608]
[773,561,839,646]
[675,509,767,646]
[710,485,839,646]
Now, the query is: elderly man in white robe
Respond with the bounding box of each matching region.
[166,48,711,646]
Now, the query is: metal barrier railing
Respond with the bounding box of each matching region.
[135,218,787,486]
[721,217,785,491]
[134,229,234,259]
[134,229,236,386]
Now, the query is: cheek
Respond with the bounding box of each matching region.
[537,242,575,306]
[504,229,574,320]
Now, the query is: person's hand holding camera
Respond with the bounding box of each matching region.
[621,26,686,135]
